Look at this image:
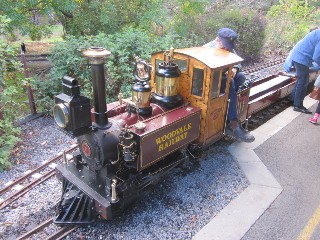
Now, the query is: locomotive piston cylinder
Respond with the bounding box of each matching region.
[83,47,111,129]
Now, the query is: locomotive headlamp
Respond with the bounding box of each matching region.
[54,76,91,137]
[53,103,70,128]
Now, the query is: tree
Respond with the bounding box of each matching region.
[266,0,320,49]
[0,0,58,40]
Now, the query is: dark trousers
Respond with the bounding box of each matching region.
[225,72,246,121]
[291,61,310,107]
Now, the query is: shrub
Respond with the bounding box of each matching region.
[28,25,53,41]
[265,0,320,51]
[0,16,27,169]
[35,27,201,112]
[203,8,266,62]
[0,119,20,170]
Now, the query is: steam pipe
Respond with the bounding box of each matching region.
[83,47,111,129]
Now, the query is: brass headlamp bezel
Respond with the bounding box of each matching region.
[53,103,70,129]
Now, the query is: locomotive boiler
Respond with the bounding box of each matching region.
[53,45,304,225]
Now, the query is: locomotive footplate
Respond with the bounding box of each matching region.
[54,163,112,225]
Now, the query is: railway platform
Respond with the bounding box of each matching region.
[193,96,319,240]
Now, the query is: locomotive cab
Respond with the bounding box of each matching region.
[151,47,243,146]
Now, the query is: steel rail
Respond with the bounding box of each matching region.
[0,171,56,210]
[16,217,54,240]
[46,225,77,240]
[243,57,286,74]
[0,144,78,195]
[15,217,77,240]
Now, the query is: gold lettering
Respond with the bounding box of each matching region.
[159,144,163,151]
[156,122,192,151]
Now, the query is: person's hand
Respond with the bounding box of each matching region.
[232,67,238,78]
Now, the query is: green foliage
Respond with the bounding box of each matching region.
[0,39,30,121]
[56,0,166,36]
[204,8,266,61]
[0,15,11,36]
[168,0,208,37]
[0,46,30,122]
[35,27,200,112]
[0,119,20,170]
[29,25,52,41]
[266,0,320,50]
[31,78,61,112]
[0,1,56,40]
[0,16,26,169]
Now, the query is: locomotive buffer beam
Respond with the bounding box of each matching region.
[54,163,112,224]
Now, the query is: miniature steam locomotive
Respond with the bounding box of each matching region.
[52,46,300,224]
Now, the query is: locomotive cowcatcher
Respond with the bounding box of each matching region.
[52,46,244,224]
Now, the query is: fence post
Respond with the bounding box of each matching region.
[20,43,37,115]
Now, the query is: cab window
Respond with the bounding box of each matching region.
[174,59,188,72]
[191,68,204,97]
[211,70,221,98]
[219,68,230,96]
[155,58,188,73]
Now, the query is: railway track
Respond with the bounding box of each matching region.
[16,217,77,240]
[247,97,292,131]
[0,144,78,211]
[242,56,286,74]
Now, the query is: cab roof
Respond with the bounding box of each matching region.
[174,47,243,69]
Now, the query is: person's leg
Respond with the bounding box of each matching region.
[233,72,246,92]
[300,73,311,105]
[291,85,296,102]
[293,62,312,113]
[227,79,237,121]
[226,79,255,142]
[316,101,320,114]
[293,62,310,107]
[309,101,320,124]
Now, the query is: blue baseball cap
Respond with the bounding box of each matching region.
[218,28,238,51]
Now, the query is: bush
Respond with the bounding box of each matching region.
[36,27,201,112]
[0,16,27,169]
[203,8,266,62]
[0,119,20,170]
[29,25,52,41]
[265,0,320,51]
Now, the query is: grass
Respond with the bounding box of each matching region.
[10,24,64,54]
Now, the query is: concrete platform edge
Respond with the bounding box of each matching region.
[193,97,317,240]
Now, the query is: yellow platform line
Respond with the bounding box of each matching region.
[298,204,320,240]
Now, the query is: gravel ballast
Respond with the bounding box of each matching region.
[0,115,248,240]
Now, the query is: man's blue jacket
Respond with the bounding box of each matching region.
[284,29,320,72]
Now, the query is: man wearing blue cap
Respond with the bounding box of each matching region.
[204,28,255,142]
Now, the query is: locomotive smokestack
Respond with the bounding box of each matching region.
[83,47,111,129]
